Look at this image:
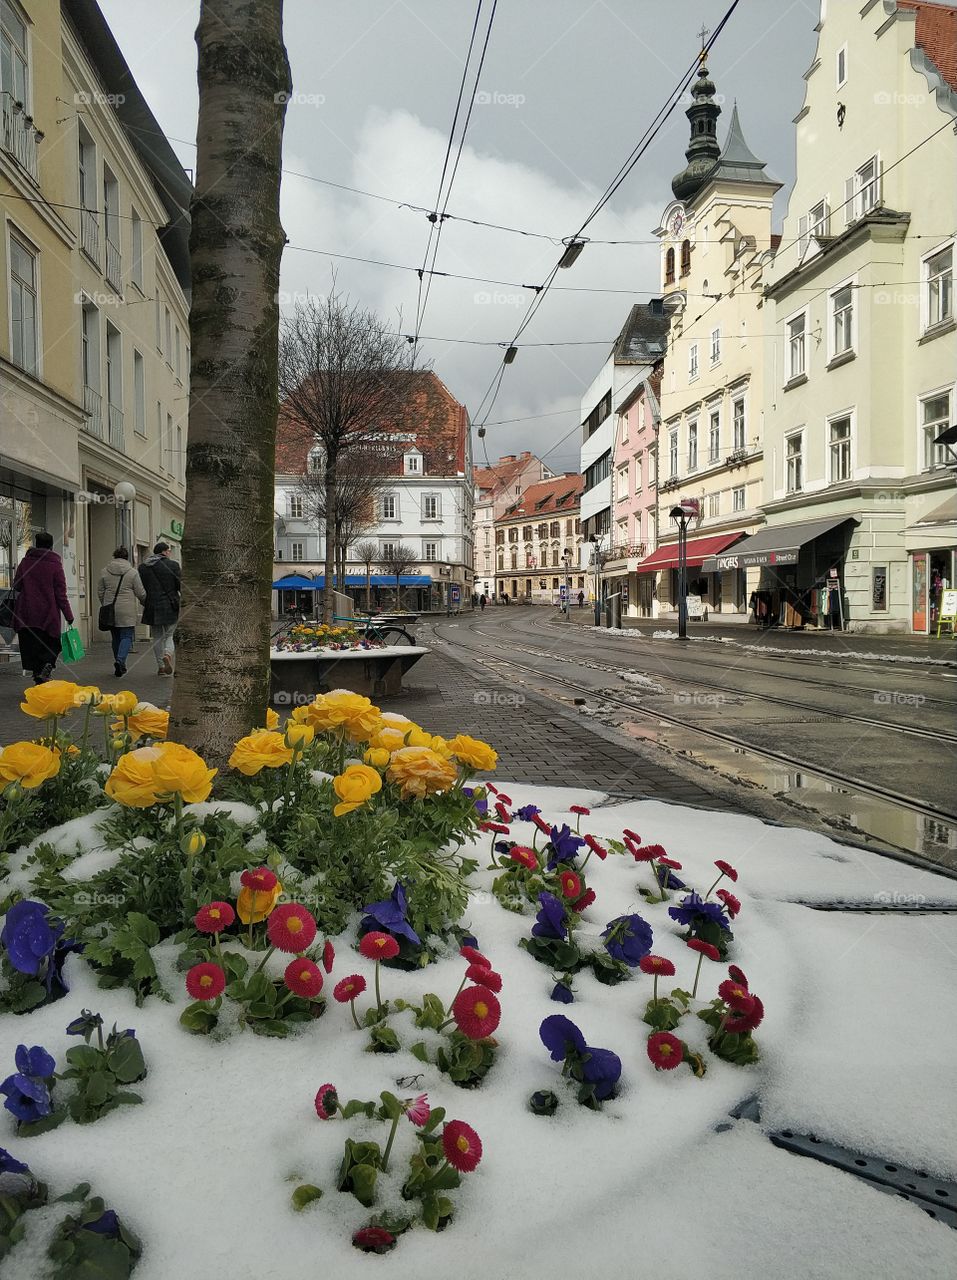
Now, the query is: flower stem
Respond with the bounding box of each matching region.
[381,1113,400,1173]
[447,973,468,1015]
[79,704,93,754]
[374,959,383,1019]
[704,873,724,899]
[691,953,704,999]
[349,998,362,1031]
[653,974,659,1005]
[253,945,276,975]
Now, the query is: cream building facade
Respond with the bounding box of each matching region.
[1,0,191,647]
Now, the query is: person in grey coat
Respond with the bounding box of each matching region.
[97,547,145,677]
[138,542,181,676]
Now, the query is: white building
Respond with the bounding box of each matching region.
[473,451,551,599]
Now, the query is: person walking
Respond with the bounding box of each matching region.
[578,589,585,609]
[97,547,145,677]
[479,593,487,612]
[138,541,181,676]
[11,531,74,683]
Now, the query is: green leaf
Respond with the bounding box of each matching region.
[378,1091,402,1120]
[367,1025,400,1054]
[642,999,682,1031]
[85,1070,111,1107]
[340,1099,376,1120]
[349,1163,378,1208]
[65,1045,102,1071]
[409,1041,431,1064]
[125,912,160,947]
[291,1184,323,1211]
[106,1037,146,1084]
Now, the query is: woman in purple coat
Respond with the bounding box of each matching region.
[12,531,75,683]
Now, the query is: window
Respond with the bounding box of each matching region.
[584,450,611,491]
[132,349,146,436]
[522,525,532,541]
[708,492,720,518]
[495,529,504,545]
[847,156,880,223]
[131,210,144,290]
[732,486,746,512]
[380,541,397,560]
[155,293,162,351]
[105,321,121,411]
[799,199,830,257]
[829,415,852,482]
[381,494,397,520]
[103,165,121,288]
[689,343,699,380]
[565,519,574,535]
[732,397,746,450]
[422,541,438,561]
[8,231,37,375]
[78,125,98,261]
[669,429,678,478]
[552,549,560,567]
[710,328,720,364]
[404,452,421,474]
[166,412,174,473]
[549,520,560,538]
[680,239,691,276]
[708,410,720,462]
[290,541,304,561]
[484,528,490,545]
[786,311,806,381]
[174,326,182,381]
[164,306,172,364]
[508,528,519,543]
[924,245,953,331]
[921,393,951,470]
[665,247,675,285]
[288,494,304,519]
[836,43,847,88]
[537,522,547,539]
[830,283,854,358]
[510,550,517,570]
[616,463,629,497]
[687,421,698,471]
[422,494,440,520]
[1,2,29,106]
[176,425,184,482]
[786,432,803,494]
[307,445,323,473]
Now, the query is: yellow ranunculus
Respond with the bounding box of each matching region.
[429,734,453,759]
[265,707,280,730]
[369,725,408,753]
[152,742,217,803]
[386,746,458,800]
[104,746,164,808]
[92,694,118,716]
[332,762,383,817]
[112,690,139,717]
[403,726,436,748]
[114,702,169,742]
[379,712,413,728]
[285,723,315,750]
[72,685,101,707]
[0,741,61,789]
[236,881,283,924]
[446,734,498,772]
[20,680,79,719]
[228,730,294,776]
[324,690,383,742]
[363,746,391,769]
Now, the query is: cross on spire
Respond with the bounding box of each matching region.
[697,23,710,58]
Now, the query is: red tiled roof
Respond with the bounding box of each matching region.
[897,1,957,90]
[499,473,583,521]
[474,452,540,496]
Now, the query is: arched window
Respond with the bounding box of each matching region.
[680,239,691,276]
[665,247,675,285]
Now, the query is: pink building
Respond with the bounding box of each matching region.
[607,373,662,617]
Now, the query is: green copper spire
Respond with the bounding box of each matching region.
[671,56,722,202]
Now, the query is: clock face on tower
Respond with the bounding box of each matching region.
[669,208,685,238]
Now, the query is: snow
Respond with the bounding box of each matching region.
[619,671,665,692]
[270,646,429,661]
[2,785,956,1277]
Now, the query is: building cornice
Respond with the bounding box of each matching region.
[765,210,911,299]
[0,359,86,421]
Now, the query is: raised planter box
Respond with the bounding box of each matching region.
[269,645,428,704]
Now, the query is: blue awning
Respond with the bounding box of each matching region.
[272,575,319,589]
[275,574,433,589]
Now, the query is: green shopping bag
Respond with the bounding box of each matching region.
[60,626,85,664]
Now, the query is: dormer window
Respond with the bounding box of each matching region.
[404,450,422,475]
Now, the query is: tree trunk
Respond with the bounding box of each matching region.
[323,448,337,623]
[170,0,290,765]
[365,567,371,613]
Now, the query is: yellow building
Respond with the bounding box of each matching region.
[0,0,190,645]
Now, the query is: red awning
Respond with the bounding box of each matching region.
[637,532,744,573]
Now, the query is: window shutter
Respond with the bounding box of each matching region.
[844,176,855,226]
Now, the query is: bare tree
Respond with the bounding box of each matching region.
[353,539,380,613]
[278,289,418,622]
[170,0,290,765]
[378,544,418,614]
[296,441,396,591]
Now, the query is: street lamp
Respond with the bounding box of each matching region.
[561,548,572,621]
[669,502,698,640]
[589,533,604,626]
[114,480,136,551]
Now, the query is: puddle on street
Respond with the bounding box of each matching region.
[619,720,957,870]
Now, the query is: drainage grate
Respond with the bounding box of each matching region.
[794,901,957,915]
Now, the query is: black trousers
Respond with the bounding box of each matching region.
[17,628,60,680]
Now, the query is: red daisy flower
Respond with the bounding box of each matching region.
[717,979,754,1013]
[532,813,552,834]
[631,844,662,863]
[510,846,537,870]
[466,964,502,993]
[716,889,741,918]
[658,857,683,870]
[359,931,400,961]
[623,828,641,843]
[486,783,499,796]
[459,945,489,966]
[583,835,607,860]
[639,954,676,976]
[285,958,324,999]
[570,804,591,816]
[352,1226,396,1254]
[686,938,720,962]
[647,1031,684,1070]
[714,859,738,882]
[314,1083,338,1119]
[267,902,318,953]
[571,888,596,913]
[479,821,510,834]
[333,973,367,1002]
[495,802,512,822]
[241,866,277,893]
[194,901,235,933]
[322,940,335,973]
[442,1119,483,1172]
[451,986,501,1040]
[496,792,513,806]
[725,994,765,1034]
[727,964,749,989]
[185,961,225,1001]
[558,869,582,900]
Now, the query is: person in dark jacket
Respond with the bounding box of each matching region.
[138,542,181,676]
[12,531,75,683]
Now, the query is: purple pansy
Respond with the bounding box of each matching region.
[360,881,421,946]
[668,894,731,933]
[601,913,654,966]
[549,982,574,1004]
[539,1014,587,1061]
[580,1046,622,1100]
[531,891,568,941]
[546,824,585,870]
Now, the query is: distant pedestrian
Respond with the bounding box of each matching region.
[480,593,487,612]
[97,547,145,678]
[11,531,74,684]
[578,589,585,609]
[503,592,510,606]
[139,541,181,676]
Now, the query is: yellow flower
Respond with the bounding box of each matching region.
[265,708,280,730]
[112,690,139,717]
[446,734,498,772]
[332,762,383,817]
[20,680,79,719]
[228,730,294,776]
[291,691,381,741]
[92,694,119,716]
[104,746,164,808]
[72,685,101,707]
[152,742,217,804]
[363,747,391,769]
[404,726,435,748]
[369,725,408,753]
[236,881,283,924]
[429,734,453,759]
[0,741,61,789]
[183,830,207,856]
[386,746,458,800]
[285,723,315,750]
[114,702,169,742]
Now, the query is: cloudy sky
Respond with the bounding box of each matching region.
[99,0,819,473]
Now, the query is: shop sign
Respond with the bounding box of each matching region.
[872,566,887,612]
[912,552,928,633]
[715,548,799,570]
[686,595,704,618]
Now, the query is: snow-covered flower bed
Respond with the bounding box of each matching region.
[273,623,387,653]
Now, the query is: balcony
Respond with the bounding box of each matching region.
[108,403,124,451]
[604,540,646,564]
[83,386,104,439]
[105,238,123,293]
[80,207,99,264]
[0,92,41,184]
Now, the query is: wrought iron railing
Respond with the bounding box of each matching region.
[0,92,41,183]
[108,403,124,451]
[83,386,104,439]
[105,238,123,292]
[80,207,99,263]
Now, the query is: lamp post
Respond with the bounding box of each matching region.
[113,480,136,552]
[561,549,572,621]
[669,502,697,640]
[589,533,604,626]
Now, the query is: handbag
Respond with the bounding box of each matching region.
[98,571,125,632]
[60,626,85,663]
[0,588,15,629]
